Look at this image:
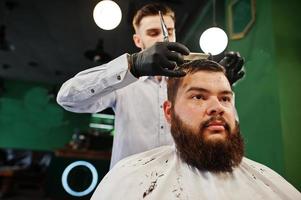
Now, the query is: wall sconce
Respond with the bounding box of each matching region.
[84,38,111,63]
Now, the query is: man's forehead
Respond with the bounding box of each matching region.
[180,71,232,93]
[138,15,174,30]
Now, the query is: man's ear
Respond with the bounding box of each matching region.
[133,34,142,49]
[163,100,172,124]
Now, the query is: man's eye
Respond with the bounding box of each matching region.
[192,95,205,100]
[221,96,231,102]
[148,31,160,37]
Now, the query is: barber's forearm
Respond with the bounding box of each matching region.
[56,53,137,112]
[56,85,117,113]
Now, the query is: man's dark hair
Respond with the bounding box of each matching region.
[132,3,175,32]
[167,59,226,104]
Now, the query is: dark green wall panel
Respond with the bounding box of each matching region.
[0,80,90,150]
[228,0,284,175]
[272,0,301,191]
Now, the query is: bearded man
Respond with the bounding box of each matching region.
[91,60,300,200]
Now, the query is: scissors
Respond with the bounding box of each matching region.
[159,11,209,61]
[159,11,169,42]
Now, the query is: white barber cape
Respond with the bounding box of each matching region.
[91,145,300,200]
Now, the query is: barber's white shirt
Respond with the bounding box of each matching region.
[91,145,301,200]
[57,54,173,168]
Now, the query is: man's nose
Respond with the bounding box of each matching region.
[156,37,164,43]
[206,98,225,116]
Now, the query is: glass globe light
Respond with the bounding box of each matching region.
[199,27,228,55]
[93,0,122,30]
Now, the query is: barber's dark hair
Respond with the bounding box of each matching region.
[132,3,175,32]
[167,60,226,104]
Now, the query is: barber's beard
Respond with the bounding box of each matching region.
[170,111,244,173]
[141,41,146,50]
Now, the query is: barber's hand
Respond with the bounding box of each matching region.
[219,51,245,85]
[129,42,190,78]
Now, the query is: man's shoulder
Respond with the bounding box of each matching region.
[91,146,176,200]
[242,157,275,172]
[242,157,275,170]
[101,145,175,188]
[241,157,301,198]
[241,157,286,180]
[113,145,174,169]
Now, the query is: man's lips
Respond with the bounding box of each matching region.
[205,121,226,132]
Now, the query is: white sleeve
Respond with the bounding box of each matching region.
[56,53,138,113]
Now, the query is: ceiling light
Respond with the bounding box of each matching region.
[199,0,228,55]
[93,0,122,30]
[199,27,228,55]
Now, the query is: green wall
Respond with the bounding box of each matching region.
[225,0,301,190]
[228,0,301,191]
[228,0,284,174]
[0,80,90,150]
[272,0,301,191]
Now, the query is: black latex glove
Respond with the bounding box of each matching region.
[129,42,190,78]
[218,51,245,85]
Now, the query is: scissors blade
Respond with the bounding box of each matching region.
[159,11,169,42]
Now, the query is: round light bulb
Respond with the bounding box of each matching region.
[199,27,228,55]
[93,0,122,30]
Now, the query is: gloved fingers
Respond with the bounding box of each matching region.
[166,42,190,56]
[160,67,186,77]
[236,70,245,80]
[224,51,239,57]
[158,56,177,70]
[221,52,239,68]
[208,53,213,60]
[230,71,245,84]
[233,57,244,73]
[165,51,185,65]
[227,55,239,68]
[218,56,231,67]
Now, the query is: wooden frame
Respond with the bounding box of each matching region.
[227,0,256,40]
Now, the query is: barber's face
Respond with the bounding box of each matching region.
[133,15,175,50]
[164,71,244,172]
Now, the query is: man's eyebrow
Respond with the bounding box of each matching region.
[146,27,174,33]
[185,87,233,96]
[146,28,161,32]
[185,87,209,93]
[220,90,234,96]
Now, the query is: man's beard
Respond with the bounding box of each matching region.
[170,111,244,173]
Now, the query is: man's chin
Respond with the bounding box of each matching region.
[170,112,244,172]
[203,130,227,143]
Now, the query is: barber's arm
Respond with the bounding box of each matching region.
[57,41,190,113]
[56,54,137,113]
